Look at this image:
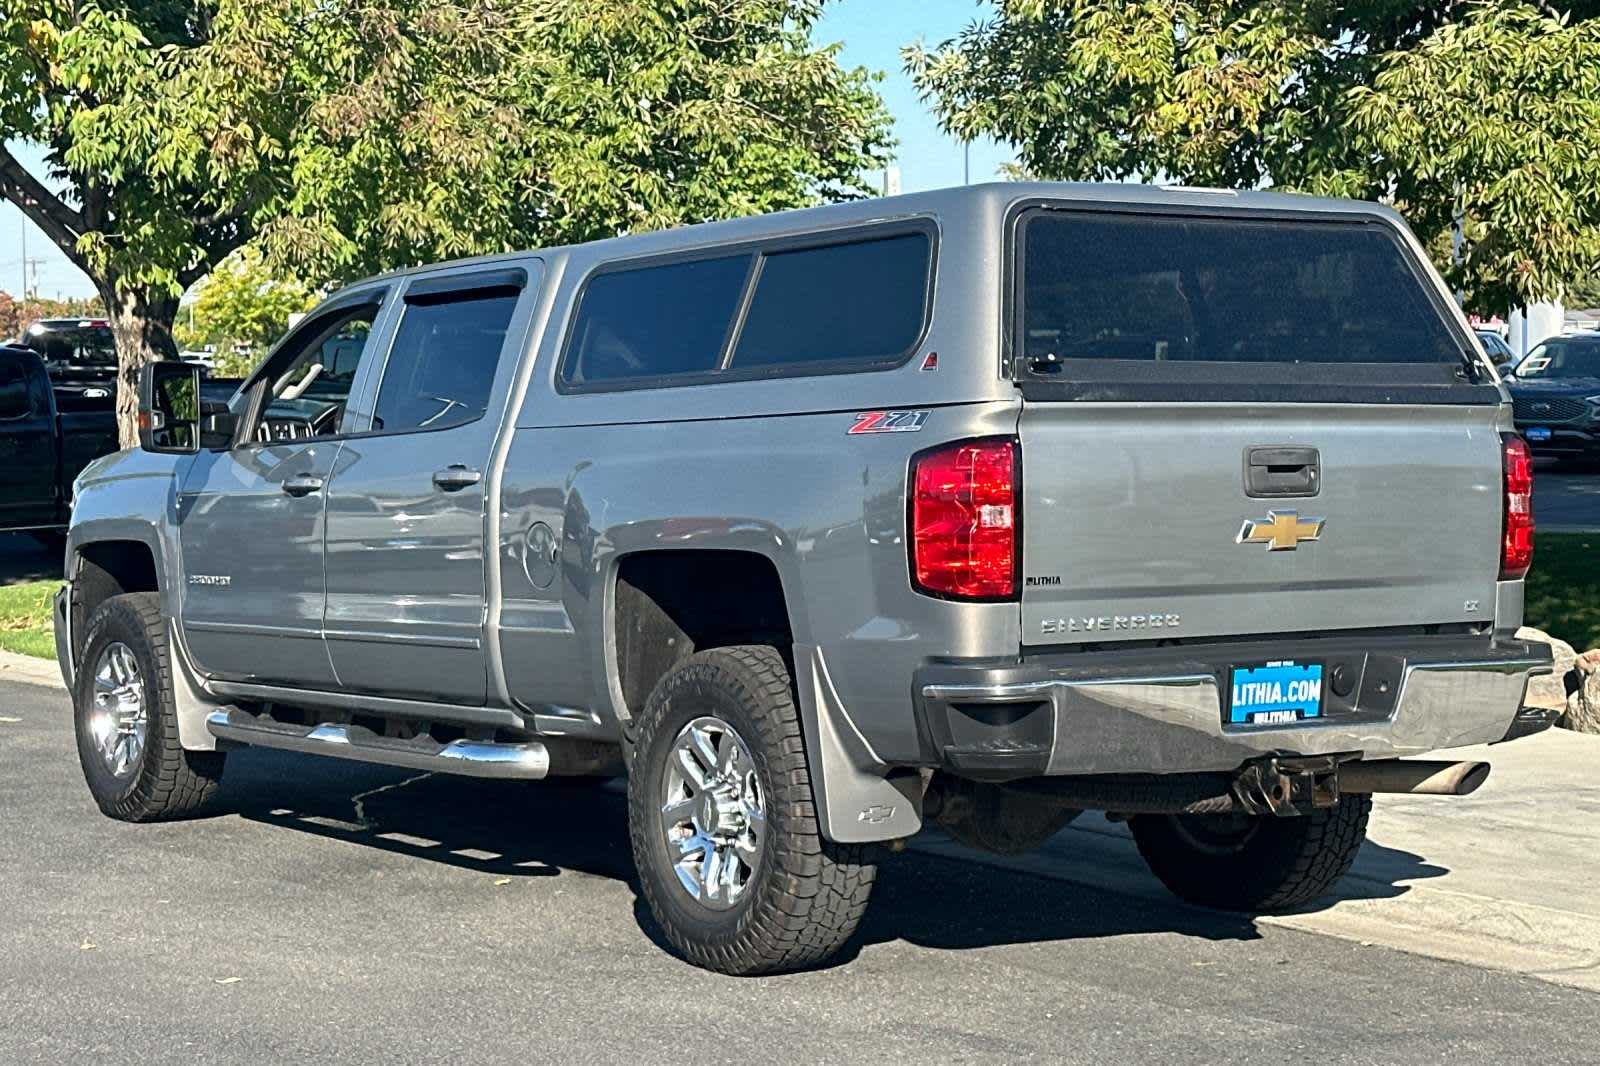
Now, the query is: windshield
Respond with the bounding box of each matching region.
[1515,338,1600,379]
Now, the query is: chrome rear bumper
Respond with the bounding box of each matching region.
[914,635,1553,779]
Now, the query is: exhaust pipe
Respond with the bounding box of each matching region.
[1339,759,1490,797]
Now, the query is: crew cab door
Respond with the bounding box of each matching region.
[178,292,394,685]
[0,348,60,529]
[321,266,537,705]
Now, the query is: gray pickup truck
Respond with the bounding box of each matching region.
[55,183,1554,975]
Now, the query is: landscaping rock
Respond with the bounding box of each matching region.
[1566,650,1600,736]
[1517,627,1578,711]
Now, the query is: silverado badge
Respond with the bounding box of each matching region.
[1237,510,1324,551]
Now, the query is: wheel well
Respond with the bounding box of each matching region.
[613,550,793,720]
[72,540,159,660]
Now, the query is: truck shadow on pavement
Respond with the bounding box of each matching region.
[217,748,1448,968]
[0,532,62,585]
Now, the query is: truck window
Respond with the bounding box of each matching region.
[253,306,379,443]
[0,357,31,420]
[370,288,520,433]
[729,233,930,370]
[1017,211,1467,369]
[562,254,749,386]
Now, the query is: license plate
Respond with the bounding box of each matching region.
[1526,427,1552,442]
[1227,660,1324,726]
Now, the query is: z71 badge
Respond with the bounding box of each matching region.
[848,410,929,435]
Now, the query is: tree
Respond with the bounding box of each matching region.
[907,1,1600,315]
[174,248,317,376]
[2,1,891,444]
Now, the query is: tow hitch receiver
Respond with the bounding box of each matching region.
[1232,755,1345,817]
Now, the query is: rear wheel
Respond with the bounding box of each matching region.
[627,645,876,975]
[73,593,225,821]
[1129,795,1371,912]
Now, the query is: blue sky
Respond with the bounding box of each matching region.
[1,0,1009,301]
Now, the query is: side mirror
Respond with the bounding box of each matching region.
[137,361,200,454]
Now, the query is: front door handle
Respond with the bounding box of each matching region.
[432,465,482,493]
[282,474,325,498]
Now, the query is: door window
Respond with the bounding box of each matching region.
[370,288,520,434]
[0,358,33,420]
[253,306,380,443]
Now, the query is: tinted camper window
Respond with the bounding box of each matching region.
[1018,212,1465,367]
[562,255,749,385]
[560,225,934,391]
[730,233,930,370]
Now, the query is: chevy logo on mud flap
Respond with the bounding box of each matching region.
[1237,510,1324,551]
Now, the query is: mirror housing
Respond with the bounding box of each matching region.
[137,361,201,454]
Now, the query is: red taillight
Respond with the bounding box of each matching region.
[910,437,1019,600]
[1501,434,1534,580]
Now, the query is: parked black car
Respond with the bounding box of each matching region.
[1506,332,1600,462]
[0,344,119,544]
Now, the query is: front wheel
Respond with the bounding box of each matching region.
[73,593,226,821]
[1129,795,1371,912]
[627,645,877,975]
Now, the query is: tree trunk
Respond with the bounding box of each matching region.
[101,283,182,449]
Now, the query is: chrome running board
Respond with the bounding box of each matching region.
[205,708,550,780]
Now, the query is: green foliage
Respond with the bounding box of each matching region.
[174,248,317,375]
[1525,533,1600,651]
[0,580,59,660]
[1,1,891,439]
[908,2,1600,314]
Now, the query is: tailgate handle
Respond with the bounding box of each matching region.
[1245,447,1320,498]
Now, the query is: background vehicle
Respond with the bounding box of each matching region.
[1505,332,1600,463]
[0,344,117,543]
[53,184,1552,975]
[13,317,117,386]
[1475,328,1516,368]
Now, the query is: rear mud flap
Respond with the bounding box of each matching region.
[793,644,923,843]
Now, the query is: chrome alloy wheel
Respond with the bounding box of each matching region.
[660,716,765,910]
[89,642,148,778]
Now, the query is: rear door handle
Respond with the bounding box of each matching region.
[282,474,325,498]
[432,465,482,493]
[1244,446,1320,498]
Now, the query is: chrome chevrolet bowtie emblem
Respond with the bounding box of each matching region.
[1237,510,1324,551]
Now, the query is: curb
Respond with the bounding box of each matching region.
[0,649,64,689]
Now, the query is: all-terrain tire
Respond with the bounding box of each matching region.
[627,645,877,975]
[1129,795,1371,912]
[73,592,225,821]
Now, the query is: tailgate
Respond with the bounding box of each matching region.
[1018,403,1503,646]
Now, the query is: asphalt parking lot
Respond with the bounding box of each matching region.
[1531,463,1600,531]
[3,680,1598,1065]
